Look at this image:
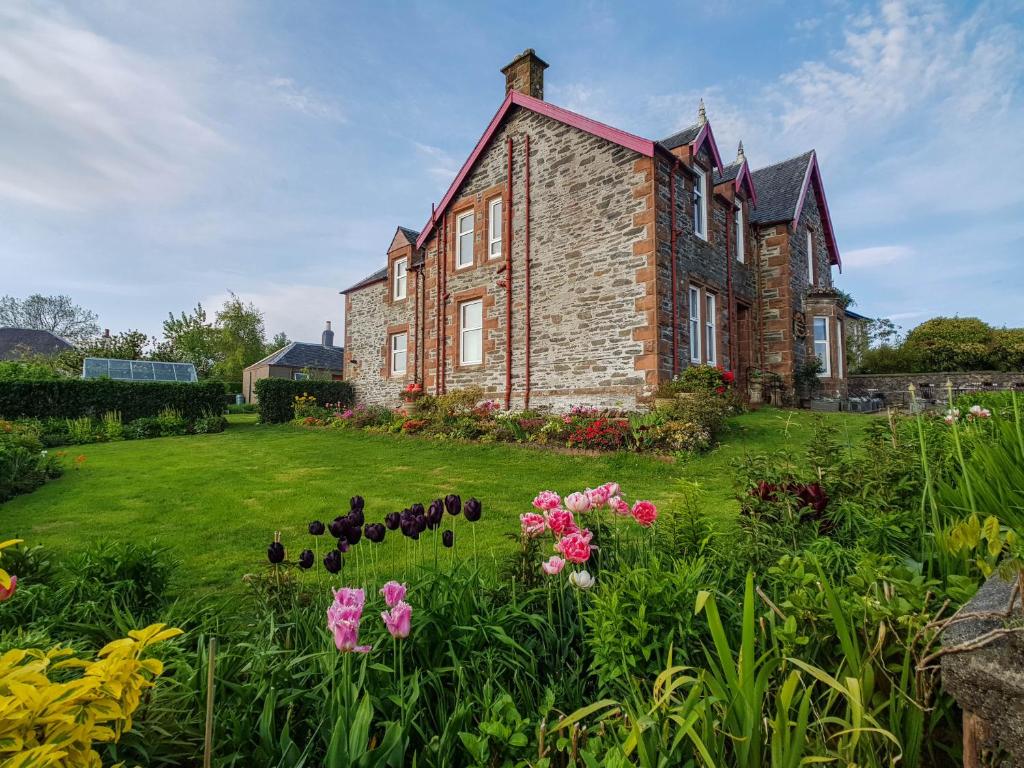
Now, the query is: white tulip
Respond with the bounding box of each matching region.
[569,570,595,590]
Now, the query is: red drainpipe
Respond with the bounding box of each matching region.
[440,213,448,394]
[523,134,532,411]
[432,204,441,394]
[504,136,514,410]
[670,160,679,376]
[412,260,419,383]
[725,197,734,376]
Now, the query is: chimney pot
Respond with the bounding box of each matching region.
[501,48,548,100]
[322,321,335,347]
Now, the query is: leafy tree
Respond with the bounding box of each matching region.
[213,293,267,382]
[268,331,290,353]
[903,316,994,371]
[0,294,100,345]
[991,328,1024,371]
[80,330,153,360]
[159,304,219,377]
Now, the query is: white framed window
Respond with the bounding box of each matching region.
[293,371,308,381]
[693,167,707,240]
[390,332,407,376]
[459,299,483,365]
[688,285,701,363]
[393,258,408,301]
[456,211,474,269]
[705,292,717,365]
[813,317,831,377]
[488,198,502,259]
[836,321,844,379]
[734,201,745,263]
[806,229,815,286]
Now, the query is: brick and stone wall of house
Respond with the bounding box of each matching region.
[408,106,653,411]
[653,150,757,386]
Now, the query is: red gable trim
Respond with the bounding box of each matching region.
[734,161,757,206]
[792,151,841,270]
[690,122,725,175]
[416,90,655,249]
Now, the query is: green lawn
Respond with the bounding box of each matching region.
[3,409,874,591]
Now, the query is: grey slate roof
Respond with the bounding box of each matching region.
[397,226,420,245]
[0,327,73,360]
[713,160,744,185]
[342,225,423,294]
[749,151,814,224]
[250,341,345,371]
[659,123,702,150]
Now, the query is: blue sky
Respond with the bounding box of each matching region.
[1,0,1021,343]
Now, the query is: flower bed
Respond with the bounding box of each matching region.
[290,382,740,455]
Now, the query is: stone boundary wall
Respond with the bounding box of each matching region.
[849,371,1024,406]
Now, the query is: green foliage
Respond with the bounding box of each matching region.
[0,420,63,502]
[857,316,1024,373]
[0,360,64,381]
[0,379,225,421]
[213,292,269,382]
[159,303,220,378]
[254,378,355,423]
[0,293,100,345]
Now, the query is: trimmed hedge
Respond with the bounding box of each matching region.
[0,380,226,421]
[254,378,355,423]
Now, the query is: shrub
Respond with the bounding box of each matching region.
[125,417,161,440]
[0,379,225,421]
[0,421,63,502]
[0,360,63,381]
[991,328,1024,371]
[675,364,735,395]
[903,316,994,371]
[566,417,629,450]
[254,378,354,423]
[192,414,227,434]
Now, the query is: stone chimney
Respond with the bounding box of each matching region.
[322,320,334,347]
[501,49,548,100]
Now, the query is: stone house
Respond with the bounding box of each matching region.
[342,50,847,410]
[242,322,344,403]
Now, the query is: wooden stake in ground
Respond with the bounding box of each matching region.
[204,636,217,768]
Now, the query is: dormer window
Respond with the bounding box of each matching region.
[693,166,707,240]
[393,257,408,301]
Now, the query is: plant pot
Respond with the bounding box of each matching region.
[747,385,763,404]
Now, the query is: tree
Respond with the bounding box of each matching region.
[159,304,219,377]
[268,331,290,353]
[903,316,994,371]
[0,294,100,345]
[213,293,267,382]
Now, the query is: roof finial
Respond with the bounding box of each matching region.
[736,140,745,163]
[697,98,707,126]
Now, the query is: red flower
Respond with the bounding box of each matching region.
[722,370,735,383]
[715,386,725,395]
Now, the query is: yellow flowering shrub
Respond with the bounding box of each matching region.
[0,623,183,768]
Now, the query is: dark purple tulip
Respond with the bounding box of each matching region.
[337,538,349,553]
[298,549,314,569]
[414,514,427,533]
[463,498,482,522]
[324,550,342,573]
[445,494,462,516]
[267,541,285,564]
[308,520,326,536]
[410,503,425,517]
[385,512,401,530]
[442,530,454,548]
[400,517,415,537]
[348,525,363,545]
[328,516,347,538]
[365,523,386,543]
[350,495,365,512]
[350,508,365,527]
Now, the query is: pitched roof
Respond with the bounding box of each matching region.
[750,150,840,268]
[713,159,758,205]
[0,327,73,360]
[657,121,725,175]
[397,226,420,245]
[341,266,388,294]
[660,124,702,149]
[248,341,345,371]
[416,89,656,249]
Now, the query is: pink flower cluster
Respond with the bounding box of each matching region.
[380,580,412,639]
[327,581,414,652]
[524,482,659,579]
[944,405,992,425]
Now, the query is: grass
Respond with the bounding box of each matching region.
[3,408,875,592]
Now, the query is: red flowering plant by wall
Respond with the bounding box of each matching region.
[400,382,424,404]
[676,364,734,397]
[566,417,630,451]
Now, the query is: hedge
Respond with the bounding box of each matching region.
[0,380,226,421]
[254,378,355,423]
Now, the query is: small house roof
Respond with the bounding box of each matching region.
[248,341,345,371]
[0,327,73,360]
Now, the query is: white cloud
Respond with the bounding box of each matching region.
[414,141,461,186]
[267,77,345,122]
[842,245,914,268]
[0,0,223,211]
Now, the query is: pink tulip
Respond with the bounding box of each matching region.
[541,556,566,575]
[608,496,631,516]
[556,531,592,564]
[0,575,16,602]
[520,512,547,538]
[586,486,610,507]
[631,500,658,527]
[382,600,412,639]
[380,581,407,608]
[546,508,577,537]
[602,482,621,498]
[327,587,371,653]
[532,490,561,511]
[564,492,591,514]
